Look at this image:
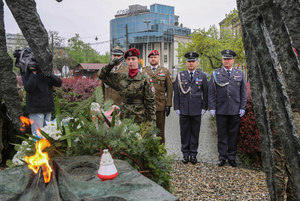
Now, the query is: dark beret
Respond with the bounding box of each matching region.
[124,48,140,58]
[148,49,159,57]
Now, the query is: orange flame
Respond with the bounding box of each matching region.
[20,116,34,132]
[24,139,53,183]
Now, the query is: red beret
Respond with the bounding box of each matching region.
[124,48,140,58]
[148,49,160,57]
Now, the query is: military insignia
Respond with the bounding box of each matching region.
[190,52,193,57]
[128,51,133,56]
[149,78,153,82]
[196,78,200,81]
[158,73,165,76]
[151,86,155,92]
[226,50,229,54]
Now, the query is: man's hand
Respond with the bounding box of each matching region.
[209,110,216,117]
[108,57,123,68]
[239,109,245,117]
[201,109,206,117]
[165,106,170,117]
[175,110,180,116]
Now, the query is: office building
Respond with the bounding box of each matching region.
[110,4,191,73]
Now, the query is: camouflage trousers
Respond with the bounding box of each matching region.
[0,118,3,163]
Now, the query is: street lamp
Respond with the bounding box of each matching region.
[144,20,151,66]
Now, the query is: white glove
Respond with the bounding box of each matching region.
[201,109,206,117]
[239,109,245,117]
[175,110,180,116]
[209,110,216,117]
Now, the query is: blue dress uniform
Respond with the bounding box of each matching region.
[208,50,247,166]
[174,52,208,163]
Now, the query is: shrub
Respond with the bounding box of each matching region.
[54,77,101,118]
[238,82,262,167]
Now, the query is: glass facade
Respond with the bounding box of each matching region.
[110,4,191,50]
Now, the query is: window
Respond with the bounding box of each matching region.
[164,55,167,63]
[164,43,168,50]
[178,57,181,63]
[148,44,151,51]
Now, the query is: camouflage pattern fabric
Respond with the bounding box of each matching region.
[98,65,156,123]
[100,64,127,106]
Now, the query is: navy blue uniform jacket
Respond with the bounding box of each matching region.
[173,70,208,116]
[208,68,247,115]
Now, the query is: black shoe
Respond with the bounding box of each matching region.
[182,155,189,164]
[190,156,197,164]
[218,159,226,166]
[228,160,237,167]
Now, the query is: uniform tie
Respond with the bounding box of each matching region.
[190,72,193,80]
[152,68,156,73]
[227,70,231,76]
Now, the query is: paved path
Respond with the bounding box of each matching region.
[165,110,219,164]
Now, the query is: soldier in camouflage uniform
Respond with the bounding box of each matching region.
[101,47,127,106]
[98,48,156,124]
[143,50,173,143]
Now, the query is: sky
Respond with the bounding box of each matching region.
[4,0,237,54]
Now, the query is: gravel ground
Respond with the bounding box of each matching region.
[171,161,270,200]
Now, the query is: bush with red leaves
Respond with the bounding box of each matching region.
[59,77,100,102]
[238,82,262,167]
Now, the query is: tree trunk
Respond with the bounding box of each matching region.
[0,0,23,130]
[5,0,53,76]
[237,0,300,200]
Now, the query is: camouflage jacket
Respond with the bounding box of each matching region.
[98,64,156,123]
[100,64,127,106]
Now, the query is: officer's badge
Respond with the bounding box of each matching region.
[226,50,229,54]
[190,52,193,57]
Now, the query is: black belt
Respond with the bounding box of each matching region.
[127,98,143,104]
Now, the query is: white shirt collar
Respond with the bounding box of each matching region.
[223,67,233,72]
[187,69,196,74]
[151,65,158,70]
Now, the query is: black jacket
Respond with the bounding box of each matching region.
[21,69,62,114]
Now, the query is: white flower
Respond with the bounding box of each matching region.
[41,121,62,140]
[135,133,142,140]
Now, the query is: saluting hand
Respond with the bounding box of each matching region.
[108,57,124,68]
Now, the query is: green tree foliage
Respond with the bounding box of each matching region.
[177,9,245,73]
[67,34,109,64]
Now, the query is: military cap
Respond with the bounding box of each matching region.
[184,51,199,61]
[111,46,125,55]
[221,49,236,59]
[148,49,159,57]
[124,48,140,58]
